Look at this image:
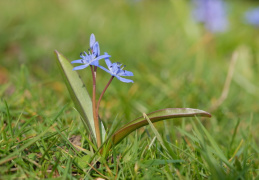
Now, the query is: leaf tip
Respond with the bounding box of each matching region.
[54,49,59,54]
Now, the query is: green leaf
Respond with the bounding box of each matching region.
[107,108,211,148]
[55,50,106,142]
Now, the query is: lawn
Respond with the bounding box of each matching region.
[0,0,259,179]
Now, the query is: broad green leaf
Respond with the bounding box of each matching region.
[55,50,106,142]
[108,108,211,148]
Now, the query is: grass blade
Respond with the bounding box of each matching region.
[4,100,14,138]
[195,117,234,169]
[143,113,167,150]
[0,123,57,165]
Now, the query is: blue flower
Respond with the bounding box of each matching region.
[244,7,259,27]
[71,34,110,71]
[192,0,228,33]
[99,54,134,83]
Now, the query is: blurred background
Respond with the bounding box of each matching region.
[0,0,259,140]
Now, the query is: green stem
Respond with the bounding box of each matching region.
[96,76,114,117]
[90,65,101,148]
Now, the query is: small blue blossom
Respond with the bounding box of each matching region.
[244,7,259,27]
[192,0,228,33]
[99,53,134,83]
[71,34,110,71]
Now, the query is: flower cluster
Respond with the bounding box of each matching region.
[71,34,134,147]
[192,0,228,33]
[71,34,133,83]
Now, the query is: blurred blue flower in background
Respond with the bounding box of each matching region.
[99,53,134,83]
[244,7,259,27]
[192,0,228,33]
[72,34,110,70]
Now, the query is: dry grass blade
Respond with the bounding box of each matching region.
[210,51,238,111]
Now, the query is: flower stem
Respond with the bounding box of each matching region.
[90,65,101,148]
[96,76,114,117]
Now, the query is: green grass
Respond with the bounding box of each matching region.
[1,0,259,179]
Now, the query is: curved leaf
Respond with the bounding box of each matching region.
[55,50,106,142]
[109,108,211,147]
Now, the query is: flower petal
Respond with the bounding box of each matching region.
[117,70,134,76]
[104,52,110,59]
[90,33,96,49]
[114,75,134,83]
[95,54,111,62]
[98,65,114,76]
[93,42,100,56]
[105,60,112,69]
[71,59,84,64]
[73,64,89,70]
